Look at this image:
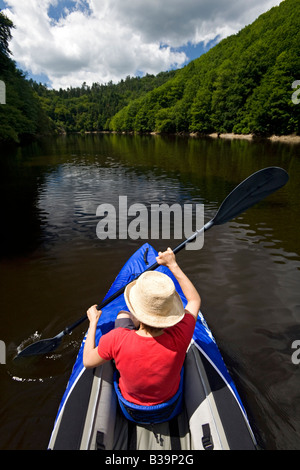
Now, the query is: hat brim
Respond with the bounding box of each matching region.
[124,278,185,328]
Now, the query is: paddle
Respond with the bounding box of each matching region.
[16,166,289,358]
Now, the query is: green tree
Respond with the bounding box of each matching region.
[0,12,54,143]
[0,11,13,57]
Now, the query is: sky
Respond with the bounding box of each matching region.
[0,0,284,90]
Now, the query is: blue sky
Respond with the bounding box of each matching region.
[1,0,90,19]
[0,0,283,89]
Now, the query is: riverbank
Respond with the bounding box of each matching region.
[140,131,300,144]
[206,133,300,144]
[84,130,300,144]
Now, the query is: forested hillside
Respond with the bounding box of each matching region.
[0,12,54,143]
[33,71,176,134]
[108,0,300,136]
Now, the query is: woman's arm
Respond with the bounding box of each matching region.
[156,248,201,320]
[83,305,108,369]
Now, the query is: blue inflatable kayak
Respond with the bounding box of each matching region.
[48,243,257,450]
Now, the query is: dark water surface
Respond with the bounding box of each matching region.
[0,133,300,450]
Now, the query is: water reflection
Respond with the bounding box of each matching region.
[0,133,300,450]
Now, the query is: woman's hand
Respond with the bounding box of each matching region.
[156,247,178,270]
[87,305,102,326]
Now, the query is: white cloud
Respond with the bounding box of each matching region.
[3,0,283,89]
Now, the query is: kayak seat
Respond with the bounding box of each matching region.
[113,368,184,425]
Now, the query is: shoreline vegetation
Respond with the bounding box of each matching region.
[83,130,300,145]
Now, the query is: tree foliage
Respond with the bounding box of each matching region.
[33,71,176,134]
[0,11,54,143]
[0,10,13,57]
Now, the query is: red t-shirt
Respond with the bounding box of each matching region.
[97,311,196,406]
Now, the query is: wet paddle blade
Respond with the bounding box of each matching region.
[212,167,289,226]
[16,336,62,358]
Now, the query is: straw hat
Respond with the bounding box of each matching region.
[124,271,185,328]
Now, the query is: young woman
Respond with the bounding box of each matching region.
[83,248,200,406]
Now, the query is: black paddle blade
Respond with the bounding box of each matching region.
[212,167,289,226]
[16,336,62,358]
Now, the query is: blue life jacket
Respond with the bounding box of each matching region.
[113,368,184,425]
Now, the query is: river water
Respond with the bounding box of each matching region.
[0,133,300,450]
